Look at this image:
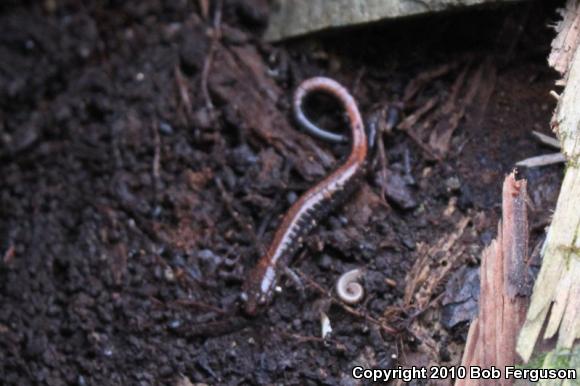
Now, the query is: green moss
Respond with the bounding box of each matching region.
[519,345,580,371]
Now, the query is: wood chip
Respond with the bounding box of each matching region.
[516,152,566,168]
[458,172,530,386]
[531,130,562,149]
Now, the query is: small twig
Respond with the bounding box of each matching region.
[402,148,415,185]
[406,293,445,324]
[403,62,458,102]
[352,67,366,95]
[376,119,390,202]
[173,299,227,315]
[515,131,563,167]
[184,317,250,338]
[398,96,438,131]
[406,128,443,162]
[455,134,473,157]
[201,0,223,110]
[174,64,193,123]
[396,96,443,161]
[152,120,162,203]
[516,152,566,168]
[256,209,275,239]
[150,296,227,316]
[2,244,15,265]
[198,0,209,20]
[531,130,561,149]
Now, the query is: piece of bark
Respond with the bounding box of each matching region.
[549,1,580,80]
[516,0,580,365]
[208,43,333,181]
[457,173,530,386]
[264,0,520,42]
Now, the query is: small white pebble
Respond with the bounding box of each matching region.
[164,267,175,282]
[320,312,332,338]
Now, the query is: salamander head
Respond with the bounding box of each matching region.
[240,263,277,316]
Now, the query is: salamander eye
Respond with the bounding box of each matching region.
[239,292,249,302]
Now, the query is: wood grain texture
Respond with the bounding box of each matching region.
[458,173,530,386]
[265,0,519,41]
[516,0,580,365]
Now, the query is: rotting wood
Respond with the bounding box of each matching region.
[398,59,497,160]
[264,0,520,42]
[404,215,470,310]
[457,173,530,386]
[516,0,580,369]
[549,0,580,82]
[208,41,334,181]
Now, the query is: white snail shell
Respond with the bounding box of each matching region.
[336,268,365,304]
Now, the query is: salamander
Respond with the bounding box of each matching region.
[241,77,368,315]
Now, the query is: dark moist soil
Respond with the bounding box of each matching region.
[0,1,565,385]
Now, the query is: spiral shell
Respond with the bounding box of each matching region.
[336,268,365,304]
